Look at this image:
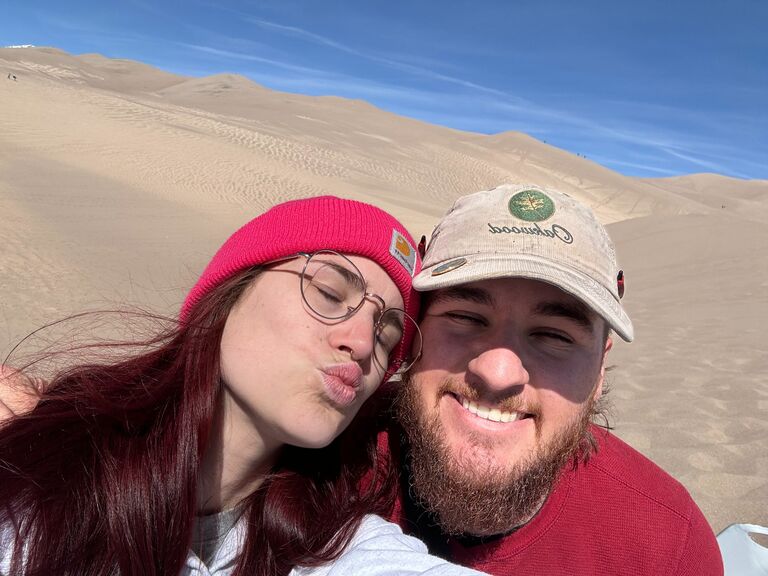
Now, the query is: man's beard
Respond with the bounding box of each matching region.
[395,371,599,537]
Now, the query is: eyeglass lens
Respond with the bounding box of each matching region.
[301,251,366,319]
[374,308,422,373]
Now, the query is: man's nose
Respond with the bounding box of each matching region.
[466,345,530,394]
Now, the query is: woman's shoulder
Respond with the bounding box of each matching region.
[0,365,40,422]
[291,514,487,576]
[347,514,429,550]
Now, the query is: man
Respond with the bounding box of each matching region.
[387,184,723,574]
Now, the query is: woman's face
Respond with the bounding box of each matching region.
[218,253,405,453]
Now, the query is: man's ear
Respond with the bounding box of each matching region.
[592,336,613,402]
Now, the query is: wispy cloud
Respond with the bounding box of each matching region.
[246,18,518,100]
[177,40,451,107]
[659,147,752,179]
[178,43,324,76]
[591,156,684,177]
[247,19,355,55]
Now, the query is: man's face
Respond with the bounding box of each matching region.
[397,277,611,536]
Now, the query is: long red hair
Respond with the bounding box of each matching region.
[0,267,396,576]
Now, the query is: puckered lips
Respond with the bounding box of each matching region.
[321,363,364,407]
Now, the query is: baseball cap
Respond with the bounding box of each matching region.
[413,184,634,342]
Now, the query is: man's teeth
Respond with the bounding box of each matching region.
[461,398,522,422]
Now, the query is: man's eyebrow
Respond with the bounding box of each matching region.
[534,301,595,333]
[428,286,495,307]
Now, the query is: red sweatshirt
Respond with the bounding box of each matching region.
[386,425,723,575]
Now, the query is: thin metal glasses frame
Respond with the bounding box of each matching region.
[263,250,422,373]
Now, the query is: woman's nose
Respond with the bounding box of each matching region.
[327,304,378,362]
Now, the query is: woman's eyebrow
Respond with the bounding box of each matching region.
[534,301,595,332]
[314,258,366,291]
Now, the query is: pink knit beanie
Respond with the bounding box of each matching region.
[182,195,421,368]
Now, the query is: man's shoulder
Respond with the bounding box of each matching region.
[586,427,695,510]
[451,429,723,575]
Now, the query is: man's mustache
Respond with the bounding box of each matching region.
[435,377,542,419]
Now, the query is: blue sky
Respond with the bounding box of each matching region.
[4,0,767,179]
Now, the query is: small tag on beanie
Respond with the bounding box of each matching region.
[390,230,416,277]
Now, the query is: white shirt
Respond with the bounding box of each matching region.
[2,514,486,576]
[183,514,485,576]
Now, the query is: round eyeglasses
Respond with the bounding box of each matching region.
[268,250,422,374]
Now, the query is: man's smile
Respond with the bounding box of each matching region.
[440,392,538,437]
[451,393,533,423]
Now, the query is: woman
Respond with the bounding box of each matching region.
[0,196,484,576]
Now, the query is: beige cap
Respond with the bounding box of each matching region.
[413,184,634,341]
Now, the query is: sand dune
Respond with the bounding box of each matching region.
[1,46,766,534]
[608,213,768,529]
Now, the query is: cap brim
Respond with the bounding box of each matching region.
[414,254,634,342]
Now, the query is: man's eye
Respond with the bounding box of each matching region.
[444,312,487,326]
[533,330,573,344]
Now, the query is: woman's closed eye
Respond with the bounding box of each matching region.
[374,328,401,353]
[310,282,345,304]
[374,315,404,351]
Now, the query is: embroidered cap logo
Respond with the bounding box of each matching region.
[508,189,556,222]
